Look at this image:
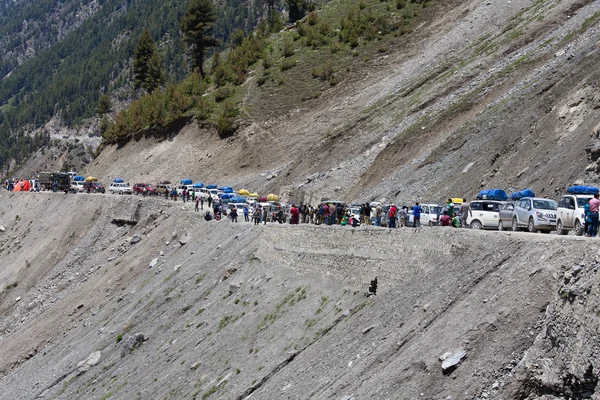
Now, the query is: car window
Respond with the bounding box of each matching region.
[532,200,557,210]
[503,203,514,210]
[577,198,590,208]
[471,202,482,211]
[483,202,500,212]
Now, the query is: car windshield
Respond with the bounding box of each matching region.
[532,200,557,210]
[577,198,591,208]
[432,206,443,214]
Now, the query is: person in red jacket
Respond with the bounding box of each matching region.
[290,204,300,224]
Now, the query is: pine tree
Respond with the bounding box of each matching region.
[97,94,112,115]
[133,30,163,93]
[181,0,218,78]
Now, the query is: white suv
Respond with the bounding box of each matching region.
[466,200,504,230]
[556,194,592,235]
[109,182,133,195]
[511,197,557,233]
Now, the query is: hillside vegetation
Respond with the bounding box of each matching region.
[0,0,273,175]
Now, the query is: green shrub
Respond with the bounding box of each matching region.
[214,86,234,102]
[307,11,319,26]
[257,75,267,86]
[217,101,239,137]
[396,0,406,9]
[280,58,297,71]
[282,37,295,57]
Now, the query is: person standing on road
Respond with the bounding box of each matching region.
[375,204,383,226]
[253,206,261,225]
[460,198,470,228]
[231,206,238,222]
[363,203,372,225]
[207,196,212,209]
[182,188,187,203]
[195,197,200,212]
[290,204,300,224]
[388,204,398,229]
[587,193,600,237]
[584,202,592,234]
[200,196,204,210]
[413,202,422,228]
[398,206,407,227]
[244,205,249,222]
[445,199,454,217]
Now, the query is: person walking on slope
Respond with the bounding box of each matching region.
[459,198,470,228]
[388,204,398,229]
[587,193,600,237]
[413,202,422,228]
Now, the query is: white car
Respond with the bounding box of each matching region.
[71,181,84,192]
[556,194,592,236]
[109,182,133,195]
[466,200,504,229]
[420,204,443,226]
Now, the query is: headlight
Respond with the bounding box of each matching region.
[535,212,546,219]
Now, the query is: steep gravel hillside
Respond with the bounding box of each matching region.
[84,0,600,206]
[0,192,598,399]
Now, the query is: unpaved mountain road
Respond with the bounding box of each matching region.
[0,192,598,399]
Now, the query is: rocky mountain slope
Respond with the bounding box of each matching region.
[82,0,600,206]
[0,192,598,399]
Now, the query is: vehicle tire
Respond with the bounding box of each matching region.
[498,221,503,231]
[470,220,482,230]
[428,221,434,226]
[575,220,584,236]
[556,220,567,235]
[512,217,519,232]
[110,190,114,195]
[528,218,536,233]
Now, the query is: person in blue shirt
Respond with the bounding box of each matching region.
[413,202,422,228]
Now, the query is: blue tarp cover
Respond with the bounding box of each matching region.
[73,175,84,181]
[193,183,204,188]
[206,184,217,189]
[510,189,535,200]
[567,186,600,195]
[180,179,192,185]
[476,189,508,201]
[113,178,124,183]
[229,197,247,203]
[220,193,234,199]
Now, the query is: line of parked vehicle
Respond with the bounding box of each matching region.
[26,173,598,236]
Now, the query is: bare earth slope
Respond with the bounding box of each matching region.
[0,192,599,399]
[84,0,600,205]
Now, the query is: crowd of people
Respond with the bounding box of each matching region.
[195,198,474,229]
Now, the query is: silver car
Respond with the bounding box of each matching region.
[498,202,515,231]
[510,197,557,233]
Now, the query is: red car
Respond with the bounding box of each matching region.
[132,183,158,195]
[82,181,105,193]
